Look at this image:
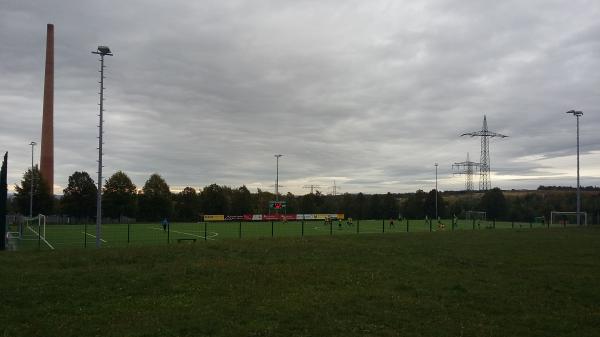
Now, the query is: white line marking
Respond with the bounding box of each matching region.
[81,231,108,243]
[151,227,218,240]
[26,226,55,250]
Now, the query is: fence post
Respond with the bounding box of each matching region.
[356,219,359,234]
[38,220,41,249]
[84,222,87,248]
[167,223,170,244]
[512,221,514,229]
[493,219,496,229]
[472,219,475,230]
[302,220,304,237]
[429,219,432,232]
[382,219,385,233]
[127,223,130,244]
[271,221,274,237]
[239,221,242,239]
[330,220,333,236]
[204,222,207,241]
[406,219,409,232]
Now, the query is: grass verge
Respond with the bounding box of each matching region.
[1,228,599,337]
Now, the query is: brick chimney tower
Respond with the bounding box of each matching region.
[40,23,54,194]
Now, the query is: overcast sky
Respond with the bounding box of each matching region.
[1,0,599,195]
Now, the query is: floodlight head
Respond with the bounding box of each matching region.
[97,46,111,54]
[92,45,113,56]
[30,141,36,146]
[566,110,583,117]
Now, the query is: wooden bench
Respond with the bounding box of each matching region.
[176,238,197,243]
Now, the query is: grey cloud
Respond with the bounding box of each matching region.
[2,0,599,195]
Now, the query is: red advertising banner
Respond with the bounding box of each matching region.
[261,214,298,221]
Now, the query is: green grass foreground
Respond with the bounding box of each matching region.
[1,229,599,337]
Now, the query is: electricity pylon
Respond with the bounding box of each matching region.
[452,152,480,191]
[461,115,507,191]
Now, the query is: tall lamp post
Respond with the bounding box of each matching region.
[29,141,36,218]
[435,163,438,221]
[274,154,283,202]
[566,110,583,226]
[92,45,113,247]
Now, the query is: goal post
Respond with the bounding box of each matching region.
[550,211,587,227]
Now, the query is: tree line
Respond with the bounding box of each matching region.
[9,168,600,222]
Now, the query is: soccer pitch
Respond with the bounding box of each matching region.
[12,218,559,250]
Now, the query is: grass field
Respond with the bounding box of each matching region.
[1,228,599,336]
[8,218,561,250]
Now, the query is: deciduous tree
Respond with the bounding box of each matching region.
[102,171,137,219]
[173,187,200,221]
[14,165,53,215]
[480,187,507,220]
[138,174,172,221]
[61,171,97,217]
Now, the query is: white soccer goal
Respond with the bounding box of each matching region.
[465,211,487,221]
[22,214,47,241]
[550,211,587,226]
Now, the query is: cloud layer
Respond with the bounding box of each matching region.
[2,0,599,194]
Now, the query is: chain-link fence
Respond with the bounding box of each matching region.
[5,218,595,251]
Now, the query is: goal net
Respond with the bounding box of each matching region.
[465,211,487,221]
[550,211,587,226]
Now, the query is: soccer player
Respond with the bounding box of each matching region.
[162,218,169,232]
[389,218,394,228]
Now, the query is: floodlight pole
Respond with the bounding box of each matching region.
[92,46,113,248]
[566,110,583,226]
[435,163,438,220]
[29,141,36,218]
[274,154,283,202]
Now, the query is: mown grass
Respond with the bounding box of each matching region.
[1,228,599,337]
[11,218,552,250]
